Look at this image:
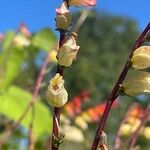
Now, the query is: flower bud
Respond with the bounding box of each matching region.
[55,14,71,30]
[75,116,88,130]
[48,50,58,63]
[46,73,68,107]
[131,46,150,69]
[143,127,150,139]
[19,23,31,37]
[0,33,4,42]
[122,71,150,96]
[61,125,84,142]
[57,32,80,67]
[67,0,96,7]
[119,123,133,136]
[55,2,71,30]
[14,34,30,47]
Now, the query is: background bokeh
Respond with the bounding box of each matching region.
[0,0,150,150]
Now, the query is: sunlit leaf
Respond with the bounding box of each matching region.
[2,31,15,50]
[0,47,24,90]
[0,86,52,139]
[32,28,56,51]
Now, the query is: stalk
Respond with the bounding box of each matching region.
[91,22,150,150]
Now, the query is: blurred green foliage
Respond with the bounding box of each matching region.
[65,11,138,102]
[0,27,56,149]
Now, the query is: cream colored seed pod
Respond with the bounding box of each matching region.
[46,73,68,107]
[122,71,150,96]
[57,32,80,67]
[131,46,150,69]
[55,1,71,30]
[56,14,71,31]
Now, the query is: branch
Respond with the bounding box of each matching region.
[127,104,150,150]
[91,22,150,150]
[51,9,91,150]
[28,106,35,150]
[51,31,66,150]
[114,103,138,150]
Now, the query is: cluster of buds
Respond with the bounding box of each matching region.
[46,0,96,107]
[120,45,150,97]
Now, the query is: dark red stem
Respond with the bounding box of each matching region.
[91,22,150,150]
[51,32,66,150]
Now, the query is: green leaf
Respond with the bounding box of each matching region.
[2,31,15,50]
[0,47,24,90]
[32,28,56,51]
[0,86,52,139]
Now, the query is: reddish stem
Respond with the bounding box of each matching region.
[91,22,150,150]
[128,104,150,150]
[51,32,66,150]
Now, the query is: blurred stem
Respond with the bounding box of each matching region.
[51,9,91,149]
[28,106,35,150]
[73,9,91,33]
[127,104,150,150]
[91,22,150,150]
[114,103,137,150]
[0,51,50,147]
[51,31,66,150]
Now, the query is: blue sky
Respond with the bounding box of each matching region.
[0,0,150,33]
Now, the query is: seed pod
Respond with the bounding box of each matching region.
[67,0,96,7]
[131,46,150,69]
[122,71,150,96]
[56,14,71,30]
[55,1,71,30]
[46,73,68,107]
[57,32,80,67]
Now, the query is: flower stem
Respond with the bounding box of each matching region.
[51,31,66,150]
[91,22,150,150]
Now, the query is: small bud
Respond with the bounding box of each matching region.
[55,14,71,30]
[57,32,80,67]
[19,23,31,37]
[98,131,108,150]
[55,2,71,30]
[0,33,4,42]
[61,125,84,142]
[48,50,58,63]
[143,127,150,139]
[75,116,88,130]
[46,73,68,107]
[119,123,133,136]
[13,34,30,47]
[131,46,150,69]
[67,0,96,7]
[122,71,150,96]
[81,112,92,122]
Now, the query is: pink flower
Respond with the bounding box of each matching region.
[56,1,69,15]
[19,23,31,37]
[0,33,4,41]
[68,0,96,7]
